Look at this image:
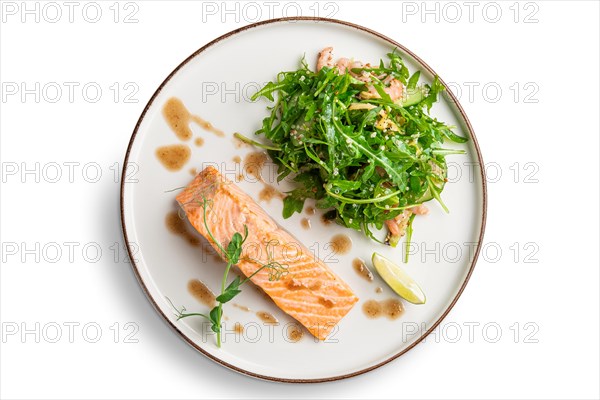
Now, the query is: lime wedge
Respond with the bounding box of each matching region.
[372,252,426,304]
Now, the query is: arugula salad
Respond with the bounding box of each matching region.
[238,47,467,253]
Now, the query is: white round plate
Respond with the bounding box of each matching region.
[121,17,486,383]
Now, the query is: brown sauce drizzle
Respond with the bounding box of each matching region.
[259,184,285,202]
[195,118,224,137]
[163,98,193,141]
[189,167,198,176]
[329,234,352,255]
[362,299,404,320]
[212,253,224,264]
[375,287,384,294]
[162,97,224,140]
[353,258,374,282]
[234,322,244,335]
[165,211,200,246]
[194,137,204,147]
[243,151,286,202]
[383,299,404,319]
[300,218,311,230]
[232,155,241,163]
[156,144,191,171]
[305,206,316,215]
[187,279,216,308]
[233,303,252,312]
[256,311,278,324]
[244,151,268,181]
[286,324,304,342]
[363,300,381,318]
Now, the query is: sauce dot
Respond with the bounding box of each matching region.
[187,279,216,308]
[363,300,382,318]
[162,97,193,141]
[256,311,278,324]
[353,258,374,281]
[234,322,244,335]
[259,184,284,203]
[244,151,268,181]
[165,211,200,246]
[156,144,191,171]
[362,299,404,320]
[382,299,404,320]
[233,303,252,312]
[286,324,304,342]
[329,234,352,255]
[162,97,224,141]
[300,218,311,230]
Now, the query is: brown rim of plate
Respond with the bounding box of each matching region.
[120,16,487,384]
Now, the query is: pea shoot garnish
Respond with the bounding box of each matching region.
[168,198,288,348]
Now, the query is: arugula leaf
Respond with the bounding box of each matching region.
[421,76,445,112]
[408,71,420,90]
[330,179,362,192]
[282,193,306,219]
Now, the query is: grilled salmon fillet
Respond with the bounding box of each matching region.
[176,166,358,340]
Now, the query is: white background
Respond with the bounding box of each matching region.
[1,1,598,399]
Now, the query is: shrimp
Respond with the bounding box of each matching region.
[383,78,404,101]
[317,47,334,71]
[317,48,353,74]
[317,48,404,101]
[385,204,428,246]
[385,210,412,239]
[350,61,374,83]
[410,204,429,215]
[362,77,404,101]
[336,57,350,74]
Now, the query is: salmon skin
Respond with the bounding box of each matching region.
[176,166,358,340]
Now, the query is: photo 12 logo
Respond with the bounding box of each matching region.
[200,1,340,23]
[403,321,540,344]
[1,1,140,23]
[400,1,540,24]
[192,320,340,344]
[1,82,139,104]
[2,321,140,344]
[445,81,540,104]
[1,161,138,184]
[1,241,140,265]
